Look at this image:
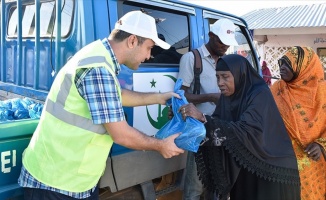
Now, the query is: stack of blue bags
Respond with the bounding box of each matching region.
[0,97,44,122]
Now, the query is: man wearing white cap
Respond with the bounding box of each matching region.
[177,18,238,200]
[18,11,184,200]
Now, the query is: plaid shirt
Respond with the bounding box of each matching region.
[18,38,124,199]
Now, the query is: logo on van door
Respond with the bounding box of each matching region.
[133,72,177,136]
[147,75,177,130]
[146,104,169,129]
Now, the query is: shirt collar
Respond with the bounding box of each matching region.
[199,44,211,58]
[102,38,121,75]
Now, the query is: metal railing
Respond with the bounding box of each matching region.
[0,0,61,92]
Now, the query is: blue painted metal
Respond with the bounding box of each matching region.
[92,0,111,39]
[78,0,95,46]
[0,119,39,200]
[0,82,48,101]
[55,0,62,75]
[16,0,22,86]
[108,0,118,33]
[34,0,40,90]
[2,0,79,93]
[1,0,5,82]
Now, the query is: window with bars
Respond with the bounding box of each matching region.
[7,0,74,38]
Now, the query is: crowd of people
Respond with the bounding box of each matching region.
[17,9,325,200]
[180,54,301,200]
[178,46,325,200]
[174,20,325,200]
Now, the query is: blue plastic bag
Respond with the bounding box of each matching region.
[21,97,36,109]
[9,98,30,120]
[0,98,44,121]
[29,103,44,119]
[155,79,206,152]
[0,108,14,121]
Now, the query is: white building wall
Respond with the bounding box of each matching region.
[264,34,326,50]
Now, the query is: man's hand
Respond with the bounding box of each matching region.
[105,120,183,159]
[157,92,180,105]
[121,89,180,107]
[159,133,184,158]
[305,142,323,161]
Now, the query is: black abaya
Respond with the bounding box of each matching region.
[195,54,300,200]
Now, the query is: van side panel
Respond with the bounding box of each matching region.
[0,0,258,199]
[0,120,39,200]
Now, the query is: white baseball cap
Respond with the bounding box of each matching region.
[115,11,170,50]
[210,18,238,46]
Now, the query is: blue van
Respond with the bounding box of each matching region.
[0,0,259,199]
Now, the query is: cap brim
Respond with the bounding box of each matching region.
[152,37,171,49]
[220,36,239,46]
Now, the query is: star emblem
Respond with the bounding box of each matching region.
[150,79,157,88]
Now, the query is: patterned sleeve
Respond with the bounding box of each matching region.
[315,81,326,157]
[80,67,125,124]
[316,137,326,158]
[202,115,231,146]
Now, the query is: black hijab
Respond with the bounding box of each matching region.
[195,54,299,197]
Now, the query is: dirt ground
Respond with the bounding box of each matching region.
[99,188,182,200]
[155,173,183,200]
[99,173,183,200]
[157,190,183,200]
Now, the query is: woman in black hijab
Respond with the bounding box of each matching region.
[179,54,300,200]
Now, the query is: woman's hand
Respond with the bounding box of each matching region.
[305,142,323,161]
[168,106,174,120]
[178,103,205,122]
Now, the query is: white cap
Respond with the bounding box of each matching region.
[115,11,170,49]
[210,19,238,46]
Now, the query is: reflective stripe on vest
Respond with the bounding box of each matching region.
[78,56,114,71]
[78,55,121,96]
[45,55,121,134]
[46,74,106,134]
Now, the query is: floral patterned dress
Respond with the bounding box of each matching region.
[271,46,326,200]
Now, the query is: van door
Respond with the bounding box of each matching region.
[100,0,196,194]
[114,0,193,140]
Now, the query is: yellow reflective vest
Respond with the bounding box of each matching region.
[23,40,121,192]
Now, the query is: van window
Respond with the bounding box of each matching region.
[207,18,257,69]
[7,0,74,38]
[121,2,189,64]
